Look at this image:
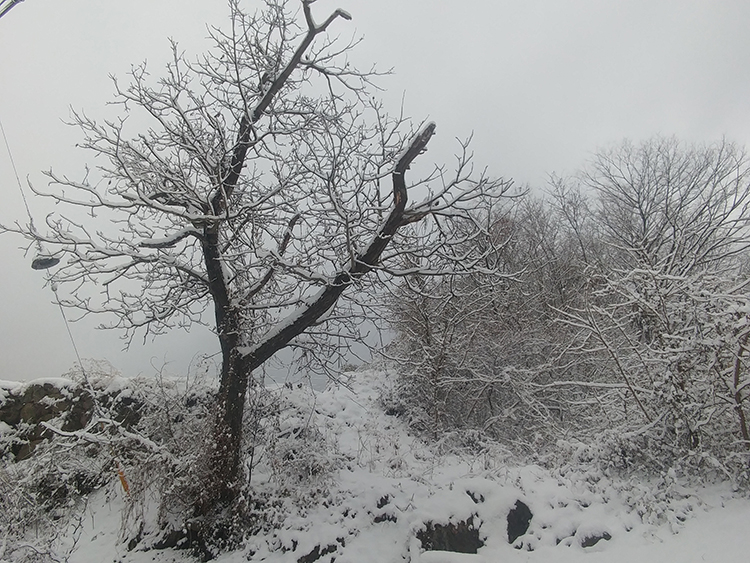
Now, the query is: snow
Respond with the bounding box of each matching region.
[63,484,748,563]
[239,286,329,359]
[15,369,750,563]
[1,376,78,389]
[138,227,198,248]
[0,374,132,399]
[0,379,22,401]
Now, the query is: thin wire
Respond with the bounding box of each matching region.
[51,285,91,386]
[1,114,90,385]
[0,116,34,227]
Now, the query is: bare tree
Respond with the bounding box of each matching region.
[585,137,750,275]
[557,138,750,475]
[388,137,750,481]
[385,197,597,449]
[1,0,508,509]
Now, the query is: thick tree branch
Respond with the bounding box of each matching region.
[212,4,351,216]
[242,122,436,371]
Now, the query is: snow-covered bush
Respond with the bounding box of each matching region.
[0,360,229,559]
[0,362,129,562]
[385,197,596,451]
[563,269,750,486]
[387,137,750,487]
[263,383,341,493]
[0,440,109,563]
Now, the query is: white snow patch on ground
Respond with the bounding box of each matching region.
[56,369,750,563]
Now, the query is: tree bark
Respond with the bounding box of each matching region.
[196,4,359,509]
[198,123,436,510]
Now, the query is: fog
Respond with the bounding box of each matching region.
[2,0,750,381]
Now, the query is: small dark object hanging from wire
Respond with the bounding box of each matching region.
[31,248,60,270]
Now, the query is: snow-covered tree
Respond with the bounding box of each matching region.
[385,197,595,447]
[389,136,750,480]
[585,136,750,277]
[1,0,508,510]
[560,138,750,475]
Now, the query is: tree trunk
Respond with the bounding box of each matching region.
[195,311,252,511]
[209,343,251,505]
[197,227,252,510]
[194,122,437,513]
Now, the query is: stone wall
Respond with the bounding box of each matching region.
[0,378,142,460]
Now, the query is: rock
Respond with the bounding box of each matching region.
[0,379,143,460]
[63,389,96,431]
[507,500,533,543]
[153,521,214,562]
[377,494,391,508]
[297,542,341,563]
[1,381,93,430]
[581,531,611,547]
[417,516,483,554]
[373,512,397,523]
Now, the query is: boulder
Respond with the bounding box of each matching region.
[507,500,533,543]
[0,379,143,460]
[417,516,483,554]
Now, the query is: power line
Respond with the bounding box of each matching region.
[0,117,33,226]
[1,113,89,386]
[0,0,25,21]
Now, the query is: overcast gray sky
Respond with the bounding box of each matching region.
[2,0,750,382]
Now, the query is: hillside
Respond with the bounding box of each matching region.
[2,368,750,562]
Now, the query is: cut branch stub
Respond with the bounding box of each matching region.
[393,122,436,209]
[395,122,436,176]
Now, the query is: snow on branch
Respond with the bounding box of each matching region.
[139,227,202,249]
[240,122,440,372]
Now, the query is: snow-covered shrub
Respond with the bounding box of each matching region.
[143,382,341,557]
[1,363,343,558]
[560,268,750,487]
[121,377,216,542]
[0,371,117,563]
[0,360,225,558]
[388,138,750,488]
[385,198,596,451]
[550,436,703,532]
[567,137,750,484]
[265,384,340,491]
[0,459,91,563]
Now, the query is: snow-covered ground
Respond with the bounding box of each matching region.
[15,369,750,563]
